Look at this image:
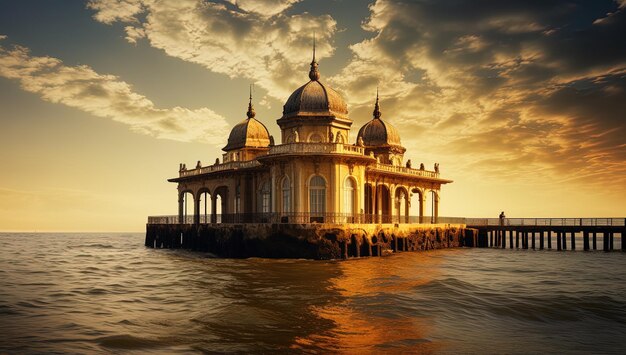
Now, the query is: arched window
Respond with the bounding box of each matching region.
[309,175,326,221]
[282,177,290,213]
[344,177,356,219]
[260,181,271,213]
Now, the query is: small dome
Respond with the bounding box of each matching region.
[223,99,270,151]
[357,94,402,147]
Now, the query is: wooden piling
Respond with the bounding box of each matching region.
[548,231,552,249]
[593,232,597,250]
[509,230,513,249]
[490,231,493,247]
[562,231,567,250]
[571,232,576,250]
[540,231,544,250]
[523,232,528,249]
[516,231,520,249]
[603,232,609,252]
[557,232,562,251]
[502,230,506,249]
[531,232,536,250]
[610,232,614,250]
[583,231,590,251]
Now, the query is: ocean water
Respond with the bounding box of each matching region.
[1,233,625,354]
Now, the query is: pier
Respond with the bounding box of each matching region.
[467,218,626,251]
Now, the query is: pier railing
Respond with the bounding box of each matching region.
[147,213,466,225]
[466,218,625,227]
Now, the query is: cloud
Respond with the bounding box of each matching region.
[0,41,229,144]
[333,0,626,190]
[87,0,337,100]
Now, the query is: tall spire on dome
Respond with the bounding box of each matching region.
[309,32,320,81]
[373,86,382,119]
[246,84,256,119]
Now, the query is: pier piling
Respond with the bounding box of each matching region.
[557,232,562,251]
[571,232,576,250]
[548,231,552,249]
[593,232,597,250]
[583,231,589,251]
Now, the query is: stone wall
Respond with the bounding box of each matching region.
[146,223,478,260]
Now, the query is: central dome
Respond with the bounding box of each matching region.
[282,81,348,118]
[281,50,348,119]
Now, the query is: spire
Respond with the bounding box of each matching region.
[373,86,381,119]
[309,33,320,81]
[246,84,256,119]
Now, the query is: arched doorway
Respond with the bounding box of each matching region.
[395,186,409,224]
[179,191,194,224]
[309,175,326,223]
[198,190,211,224]
[410,188,424,223]
[378,185,391,223]
[213,186,228,223]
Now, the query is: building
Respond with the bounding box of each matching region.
[166,48,452,227]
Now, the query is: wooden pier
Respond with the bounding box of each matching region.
[467,218,626,251]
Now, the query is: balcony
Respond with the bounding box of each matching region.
[369,163,440,179]
[268,142,367,157]
[179,160,262,178]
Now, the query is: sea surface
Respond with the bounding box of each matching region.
[1,233,625,354]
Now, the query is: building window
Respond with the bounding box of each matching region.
[344,177,355,218]
[309,175,326,222]
[282,177,290,213]
[261,181,271,213]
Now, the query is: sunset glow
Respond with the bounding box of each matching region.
[1,1,624,232]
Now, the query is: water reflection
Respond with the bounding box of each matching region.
[294,251,458,353]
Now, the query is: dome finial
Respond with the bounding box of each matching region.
[309,32,320,81]
[247,83,256,119]
[373,86,381,119]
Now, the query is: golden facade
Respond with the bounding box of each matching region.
[169,51,452,225]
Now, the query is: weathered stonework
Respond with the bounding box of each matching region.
[146,223,477,260]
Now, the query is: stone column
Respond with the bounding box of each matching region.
[211,194,217,224]
[419,192,425,224]
[404,190,410,224]
[178,193,184,224]
[194,193,200,226]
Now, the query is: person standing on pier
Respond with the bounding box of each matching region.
[499,211,506,226]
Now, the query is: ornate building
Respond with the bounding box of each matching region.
[169,48,451,225]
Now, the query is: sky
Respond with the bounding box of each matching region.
[0,0,625,232]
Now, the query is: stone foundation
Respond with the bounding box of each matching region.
[146,223,477,259]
